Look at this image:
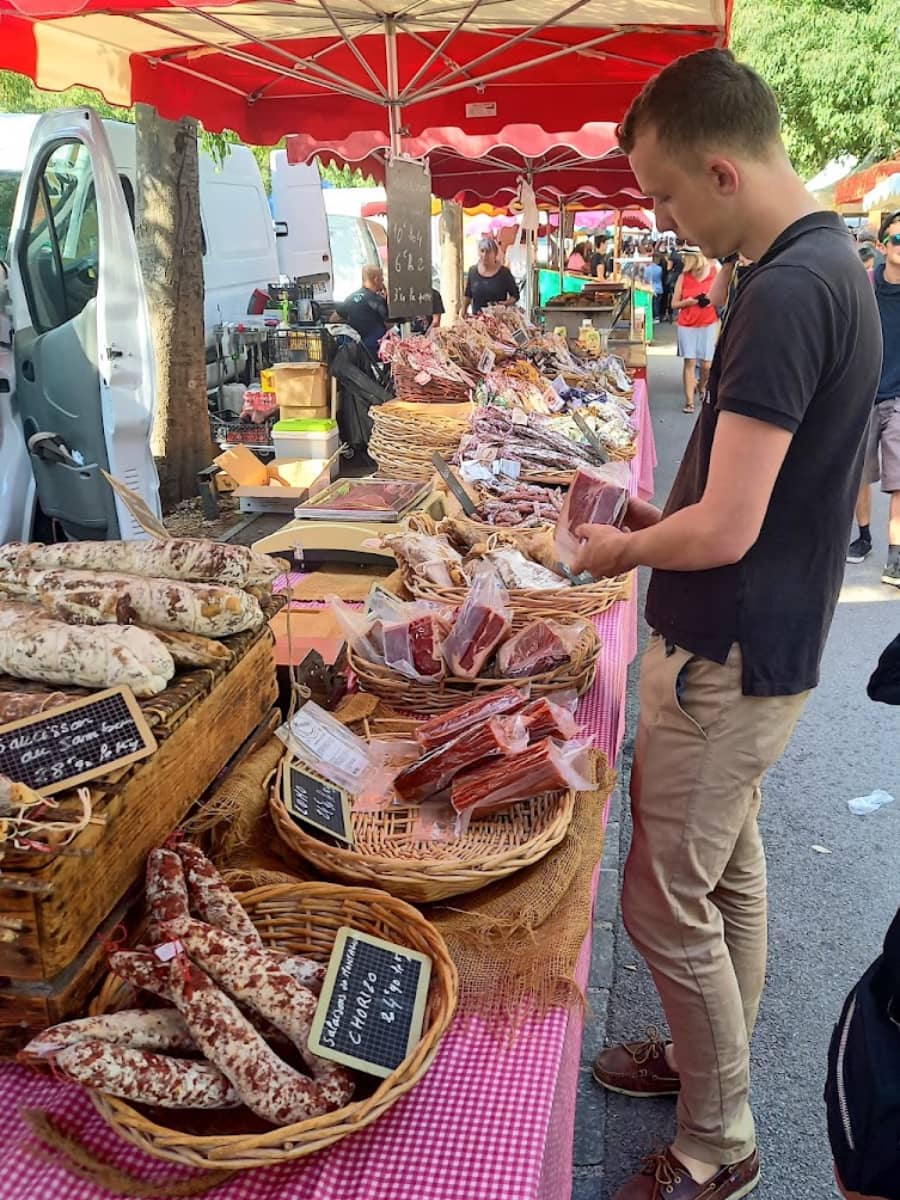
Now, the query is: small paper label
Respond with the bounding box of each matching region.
[478,348,496,375]
[494,458,521,479]
[511,408,528,426]
[551,375,568,396]
[154,940,184,962]
[466,101,497,118]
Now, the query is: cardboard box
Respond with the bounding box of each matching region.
[279,403,331,422]
[272,362,328,410]
[232,458,332,514]
[213,444,268,488]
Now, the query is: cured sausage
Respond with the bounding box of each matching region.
[0,539,279,591]
[167,958,351,1125]
[279,955,327,995]
[0,603,174,697]
[145,848,192,943]
[54,1038,240,1109]
[21,1009,195,1062]
[173,841,263,948]
[0,690,68,724]
[1,568,263,638]
[109,949,177,1002]
[137,627,233,669]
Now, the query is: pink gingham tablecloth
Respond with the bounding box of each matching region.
[0,380,655,1200]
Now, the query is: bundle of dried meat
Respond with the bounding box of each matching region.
[379,330,476,403]
[451,738,594,815]
[495,619,584,679]
[394,714,528,804]
[474,480,564,528]
[477,547,565,590]
[554,463,630,567]
[415,685,531,752]
[457,407,606,478]
[441,569,512,680]
[381,531,467,588]
[520,696,580,741]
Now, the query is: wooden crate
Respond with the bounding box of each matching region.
[0,632,278,985]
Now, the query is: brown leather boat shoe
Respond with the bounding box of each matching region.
[591,1027,681,1097]
[611,1147,761,1200]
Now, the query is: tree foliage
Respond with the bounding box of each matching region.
[731,0,898,177]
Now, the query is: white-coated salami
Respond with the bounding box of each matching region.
[0,603,174,696]
[0,539,279,590]
[21,1008,195,1062]
[54,1038,240,1109]
[145,848,192,943]
[1,568,263,638]
[174,841,263,948]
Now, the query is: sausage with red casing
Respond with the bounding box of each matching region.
[54,1038,240,1109]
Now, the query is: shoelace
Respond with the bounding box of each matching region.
[640,1150,684,1188]
[628,1025,668,1066]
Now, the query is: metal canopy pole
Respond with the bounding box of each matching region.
[558,197,565,296]
[385,17,402,157]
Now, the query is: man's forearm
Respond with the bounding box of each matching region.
[617,503,750,571]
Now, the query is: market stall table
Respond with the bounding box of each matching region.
[0,382,656,1200]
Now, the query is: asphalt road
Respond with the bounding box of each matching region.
[574,324,900,1199]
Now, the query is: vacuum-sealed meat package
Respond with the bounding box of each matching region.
[381,611,452,682]
[554,462,630,568]
[520,696,580,741]
[395,714,528,804]
[415,685,531,752]
[442,568,512,680]
[451,737,594,815]
[495,618,585,678]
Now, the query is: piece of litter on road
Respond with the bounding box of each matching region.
[811,845,832,855]
[847,789,895,815]
[624,964,637,972]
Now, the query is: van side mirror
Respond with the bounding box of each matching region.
[274,220,289,238]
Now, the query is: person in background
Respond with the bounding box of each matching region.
[859,244,877,273]
[847,210,900,580]
[463,238,520,315]
[334,264,391,357]
[566,240,590,272]
[671,247,719,413]
[591,234,614,279]
[583,47,880,1200]
[858,226,886,270]
[411,287,445,335]
[646,252,665,322]
[662,244,683,322]
[708,253,753,320]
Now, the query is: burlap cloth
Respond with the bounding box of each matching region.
[200,735,613,1026]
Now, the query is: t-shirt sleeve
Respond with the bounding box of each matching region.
[715,266,834,434]
[503,268,520,301]
[464,269,474,299]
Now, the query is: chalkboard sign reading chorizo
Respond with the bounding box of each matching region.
[0,686,156,795]
[309,927,432,1078]
[386,158,433,320]
[282,758,353,845]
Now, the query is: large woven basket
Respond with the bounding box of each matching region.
[87,883,458,1171]
[349,610,600,714]
[391,362,472,405]
[270,759,577,904]
[370,400,471,482]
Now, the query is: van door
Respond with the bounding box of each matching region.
[270,151,333,300]
[6,108,159,541]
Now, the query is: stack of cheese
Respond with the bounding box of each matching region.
[0,539,279,699]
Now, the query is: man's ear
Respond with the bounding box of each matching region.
[706,156,740,197]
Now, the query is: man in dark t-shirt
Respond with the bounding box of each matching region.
[578,50,882,1200]
[334,265,391,356]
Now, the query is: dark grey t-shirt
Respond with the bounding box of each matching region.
[645,212,883,696]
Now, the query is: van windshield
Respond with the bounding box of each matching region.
[0,169,23,264]
[328,213,380,303]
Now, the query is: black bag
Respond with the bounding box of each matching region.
[825,906,900,1198]
[867,633,900,705]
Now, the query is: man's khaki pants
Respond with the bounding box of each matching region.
[622,635,809,1165]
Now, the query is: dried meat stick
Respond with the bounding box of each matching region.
[167,959,352,1125]
[173,841,263,948]
[109,948,177,1002]
[415,685,530,752]
[145,848,191,943]
[54,1039,240,1109]
[21,1009,196,1064]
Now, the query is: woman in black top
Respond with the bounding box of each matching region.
[463,238,520,315]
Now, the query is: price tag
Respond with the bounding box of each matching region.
[282,758,354,845]
[478,348,496,375]
[0,686,156,796]
[551,375,568,396]
[493,458,521,479]
[512,327,528,347]
[309,927,432,1078]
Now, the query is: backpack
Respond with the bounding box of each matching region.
[825,906,900,1198]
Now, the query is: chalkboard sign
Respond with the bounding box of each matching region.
[309,927,432,1078]
[0,686,156,795]
[386,158,433,320]
[282,757,353,845]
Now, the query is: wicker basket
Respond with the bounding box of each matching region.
[370,400,471,482]
[87,883,458,1171]
[271,759,577,904]
[349,611,601,714]
[391,362,473,405]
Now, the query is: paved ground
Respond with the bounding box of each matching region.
[573,324,900,1199]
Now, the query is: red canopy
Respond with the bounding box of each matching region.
[288,123,648,206]
[0,0,732,144]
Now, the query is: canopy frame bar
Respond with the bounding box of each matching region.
[317,0,389,97]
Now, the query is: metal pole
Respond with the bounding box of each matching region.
[558,198,565,296]
[524,167,535,318]
[385,18,402,156]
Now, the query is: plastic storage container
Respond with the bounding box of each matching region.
[273,418,340,477]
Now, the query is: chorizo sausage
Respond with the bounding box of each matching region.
[21,1009,195,1064]
[145,848,192,942]
[54,1038,240,1109]
[173,841,263,948]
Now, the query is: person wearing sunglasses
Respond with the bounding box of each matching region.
[847,211,900,582]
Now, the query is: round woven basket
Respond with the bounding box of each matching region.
[349,611,601,714]
[270,761,576,903]
[87,883,458,1171]
[391,362,472,405]
[370,400,470,482]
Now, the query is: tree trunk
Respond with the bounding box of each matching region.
[135,104,211,511]
[439,201,464,323]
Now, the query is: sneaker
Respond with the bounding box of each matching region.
[847,536,872,564]
[882,557,900,588]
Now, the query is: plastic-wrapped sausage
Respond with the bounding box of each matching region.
[167,958,351,1125]
[20,1009,196,1063]
[173,841,263,948]
[54,1038,240,1109]
[394,715,529,805]
[415,685,531,752]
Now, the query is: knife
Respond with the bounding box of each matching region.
[572,410,609,463]
[432,453,479,517]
